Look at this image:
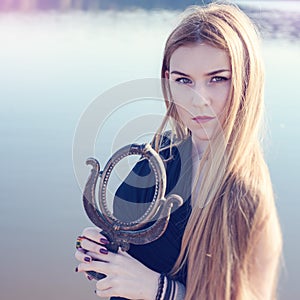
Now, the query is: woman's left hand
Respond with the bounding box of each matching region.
[75,229,159,299]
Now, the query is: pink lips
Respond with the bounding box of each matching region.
[192,115,215,124]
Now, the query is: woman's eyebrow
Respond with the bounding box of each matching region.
[206,69,231,76]
[170,69,231,77]
[170,70,190,76]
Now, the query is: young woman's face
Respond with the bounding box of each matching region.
[166,43,231,145]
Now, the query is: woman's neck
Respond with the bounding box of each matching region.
[191,135,209,161]
[191,136,208,207]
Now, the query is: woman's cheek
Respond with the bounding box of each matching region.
[170,82,194,101]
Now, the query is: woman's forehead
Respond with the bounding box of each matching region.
[169,43,231,73]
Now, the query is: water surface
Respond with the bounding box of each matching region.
[0,3,299,299]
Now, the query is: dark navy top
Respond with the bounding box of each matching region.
[111,135,193,300]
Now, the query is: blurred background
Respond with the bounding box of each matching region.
[0,0,299,299]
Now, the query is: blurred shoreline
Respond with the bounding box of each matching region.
[0,0,299,12]
[0,0,299,42]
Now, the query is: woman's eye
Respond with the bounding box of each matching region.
[175,77,192,84]
[211,76,228,82]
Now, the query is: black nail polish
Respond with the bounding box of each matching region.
[100,248,108,254]
[100,238,109,245]
[84,256,91,262]
[75,267,78,272]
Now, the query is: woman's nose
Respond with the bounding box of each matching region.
[191,83,210,107]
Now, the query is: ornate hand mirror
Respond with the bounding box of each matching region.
[80,143,183,280]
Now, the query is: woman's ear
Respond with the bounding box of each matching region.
[165,70,170,79]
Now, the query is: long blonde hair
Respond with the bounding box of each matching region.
[154,2,281,299]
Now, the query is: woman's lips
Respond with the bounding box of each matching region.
[192,115,215,124]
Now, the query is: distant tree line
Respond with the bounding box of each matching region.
[0,0,212,11]
[0,0,299,41]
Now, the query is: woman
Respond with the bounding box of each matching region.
[75,2,282,299]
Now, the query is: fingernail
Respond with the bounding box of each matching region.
[87,275,93,281]
[78,247,87,254]
[100,238,109,245]
[84,256,91,262]
[94,290,97,294]
[100,248,108,254]
[75,267,78,272]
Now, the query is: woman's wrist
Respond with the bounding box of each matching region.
[143,270,160,300]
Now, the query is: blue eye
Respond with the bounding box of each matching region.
[175,77,192,84]
[211,76,228,82]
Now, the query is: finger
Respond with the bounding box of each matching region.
[77,247,87,254]
[85,273,94,281]
[96,276,113,291]
[75,249,92,263]
[117,248,131,258]
[95,288,113,298]
[74,266,94,281]
[95,279,118,299]
[84,250,110,262]
[77,260,110,275]
[80,238,110,258]
[82,227,110,246]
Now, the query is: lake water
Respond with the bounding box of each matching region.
[0,1,299,299]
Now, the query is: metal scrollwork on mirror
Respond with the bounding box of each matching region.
[81,143,183,280]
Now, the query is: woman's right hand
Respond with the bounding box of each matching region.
[74,227,160,299]
[75,227,110,276]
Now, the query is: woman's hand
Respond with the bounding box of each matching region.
[75,227,160,300]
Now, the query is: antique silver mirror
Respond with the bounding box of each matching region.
[79,142,183,280]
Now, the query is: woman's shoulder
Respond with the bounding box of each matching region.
[155,131,192,160]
